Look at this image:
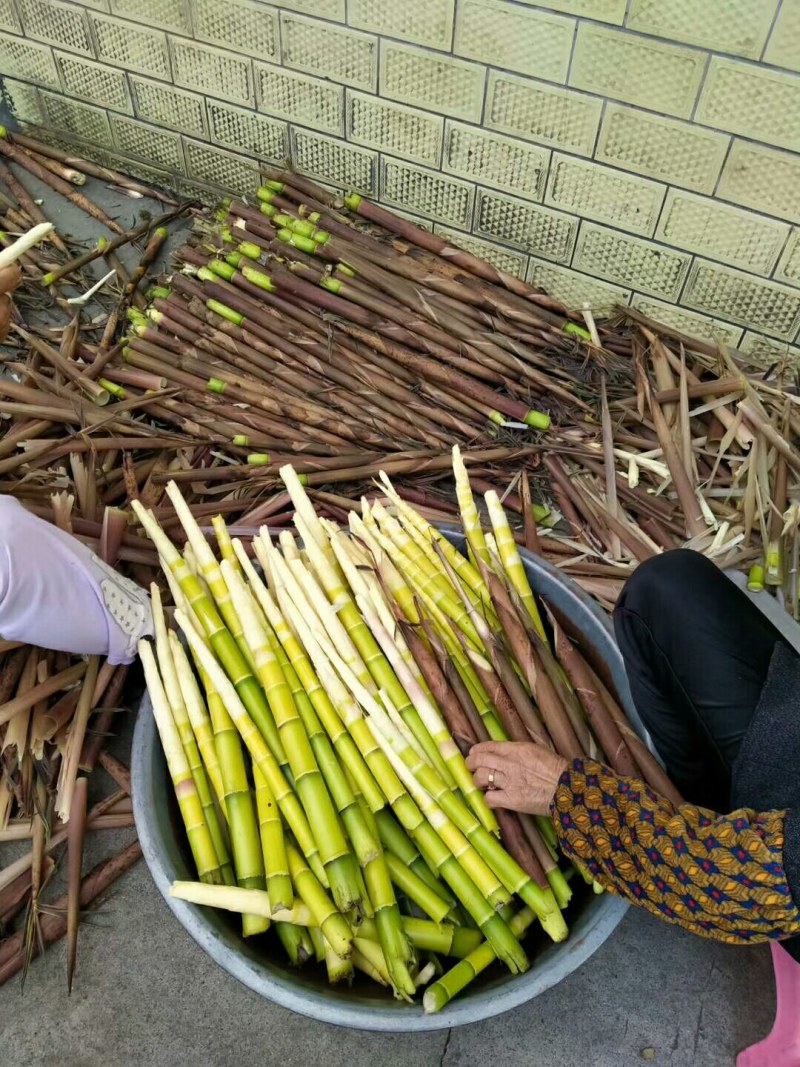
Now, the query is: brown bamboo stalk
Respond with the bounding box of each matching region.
[6,131,179,203]
[481,566,585,757]
[343,191,570,312]
[739,399,800,475]
[0,788,127,896]
[0,140,126,235]
[645,374,707,539]
[55,657,101,823]
[96,751,132,795]
[78,663,130,773]
[0,159,69,253]
[585,662,684,806]
[495,808,548,887]
[11,326,110,404]
[0,840,142,986]
[655,376,744,404]
[519,470,542,555]
[0,661,87,728]
[396,618,476,753]
[66,776,88,993]
[547,608,640,776]
[41,204,188,287]
[0,647,29,704]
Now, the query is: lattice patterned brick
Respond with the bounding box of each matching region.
[380,40,484,122]
[474,188,577,263]
[269,0,344,16]
[281,13,376,90]
[443,122,547,201]
[738,330,800,369]
[257,62,342,135]
[627,0,776,59]
[56,51,132,112]
[109,0,190,34]
[545,154,664,237]
[775,230,800,287]
[683,260,800,340]
[0,0,20,32]
[764,0,800,73]
[573,224,691,300]
[349,0,453,49]
[18,0,92,54]
[381,158,472,227]
[696,57,800,153]
[39,90,112,143]
[176,175,227,205]
[486,71,601,156]
[717,140,800,224]
[570,24,704,120]
[292,128,376,194]
[0,31,60,87]
[527,256,629,314]
[171,38,253,106]
[631,294,742,347]
[208,100,287,162]
[110,114,183,172]
[435,225,528,278]
[2,79,43,125]
[739,332,800,369]
[390,207,432,232]
[182,138,260,194]
[347,92,442,167]
[455,0,573,82]
[518,0,625,20]
[89,13,170,80]
[194,0,279,62]
[104,150,173,189]
[22,125,109,160]
[595,105,728,196]
[656,190,789,276]
[130,75,207,137]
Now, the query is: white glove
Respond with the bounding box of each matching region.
[0,495,153,663]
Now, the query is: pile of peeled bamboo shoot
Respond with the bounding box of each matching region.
[136,449,678,1010]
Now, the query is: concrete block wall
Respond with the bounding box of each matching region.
[1,0,800,365]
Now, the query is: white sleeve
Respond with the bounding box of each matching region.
[0,496,152,663]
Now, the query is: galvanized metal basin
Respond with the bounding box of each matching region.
[132,533,643,1031]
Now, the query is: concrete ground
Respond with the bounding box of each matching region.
[0,165,779,1067]
[0,834,778,1067]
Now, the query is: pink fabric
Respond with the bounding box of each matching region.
[738,943,800,1066]
[0,496,152,663]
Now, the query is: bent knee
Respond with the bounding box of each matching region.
[616,549,716,620]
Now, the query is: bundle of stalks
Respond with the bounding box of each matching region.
[134,454,680,1009]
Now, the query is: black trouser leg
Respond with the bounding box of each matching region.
[613,550,786,811]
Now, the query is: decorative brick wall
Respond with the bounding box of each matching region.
[1,0,800,364]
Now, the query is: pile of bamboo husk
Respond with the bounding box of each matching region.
[136,455,680,1009]
[0,638,139,987]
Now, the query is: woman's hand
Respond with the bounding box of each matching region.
[466,741,569,815]
[0,263,22,342]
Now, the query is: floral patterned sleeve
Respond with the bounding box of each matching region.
[550,758,800,944]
